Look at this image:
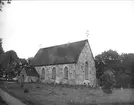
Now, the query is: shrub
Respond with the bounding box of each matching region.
[102,88,112,94]
[24,88,29,93]
[67,101,97,105]
[24,99,36,105]
[0,96,7,104]
[101,68,116,94]
[36,83,40,88]
[20,83,24,88]
[36,85,40,88]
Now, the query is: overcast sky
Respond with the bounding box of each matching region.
[0,1,134,59]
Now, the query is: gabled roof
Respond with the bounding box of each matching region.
[25,67,39,77]
[31,40,88,66]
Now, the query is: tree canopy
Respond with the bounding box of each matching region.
[95,50,134,88]
[0,38,4,55]
[0,0,11,11]
[0,50,21,79]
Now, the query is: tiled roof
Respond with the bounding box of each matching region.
[31,40,88,66]
[25,66,39,77]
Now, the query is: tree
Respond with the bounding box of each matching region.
[101,68,116,94]
[118,53,134,88]
[0,50,21,79]
[95,50,120,80]
[0,38,4,78]
[0,38,4,55]
[0,0,11,11]
[95,50,134,89]
[20,58,28,66]
[95,49,119,65]
[95,59,104,80]
[27,57,33,65]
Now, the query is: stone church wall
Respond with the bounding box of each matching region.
[35,63,76,85]
[76,42,96,86]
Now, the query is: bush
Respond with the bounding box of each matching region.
[24,88,29,93]
[101,82,113,94]
[67,101,97,105]
[20,83,24,88]
[36,85,40,88]
[24,99,36,105]
[0,96,8,105]
[102,88,112,94]
[35,83,40,88]
[101,69,116,94]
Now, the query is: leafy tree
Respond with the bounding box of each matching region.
[0,38,4,55]
[95,59,104,80]
[0,38,4,78]
[0,50,21,79]
[95,50,134,89]
[0,0,11,11]
[95,50,120,80]
[16,58,28,77]
[27,57,33,65]
[101,68,116,94]
[20,58,28,66]
[118,53,134,88]
[95,49,119,65]
[119,53,134,73]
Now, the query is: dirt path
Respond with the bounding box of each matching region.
[0,88,26,105]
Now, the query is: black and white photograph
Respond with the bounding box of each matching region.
[0,0,134,105]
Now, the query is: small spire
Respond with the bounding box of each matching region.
[67,42,70,47]
[39,44,42,49]
[85,30,89,39]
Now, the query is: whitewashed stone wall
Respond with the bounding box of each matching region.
[76,42,96,86]
[35,64,76,85]
[19,69,38,83]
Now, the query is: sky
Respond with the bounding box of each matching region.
[0,1,134,59]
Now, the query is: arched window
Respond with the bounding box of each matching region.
[85,61,88,80]
[21,75,24,82]
[64,66,68,79]
[52,67,56,80]
[41,68,45,80]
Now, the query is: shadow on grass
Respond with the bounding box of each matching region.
[67,101,134,105]
[22,99,36,105]
[67,101,98,105]
[0,96,8,105]
[1,87,42,105]
[40,82,93,89]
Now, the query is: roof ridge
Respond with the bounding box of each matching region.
[40,39,88,50]
[32,39,88,66]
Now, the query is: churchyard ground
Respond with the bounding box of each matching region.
[0,81,134,105]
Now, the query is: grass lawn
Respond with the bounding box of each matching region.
[0,82,134,105]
